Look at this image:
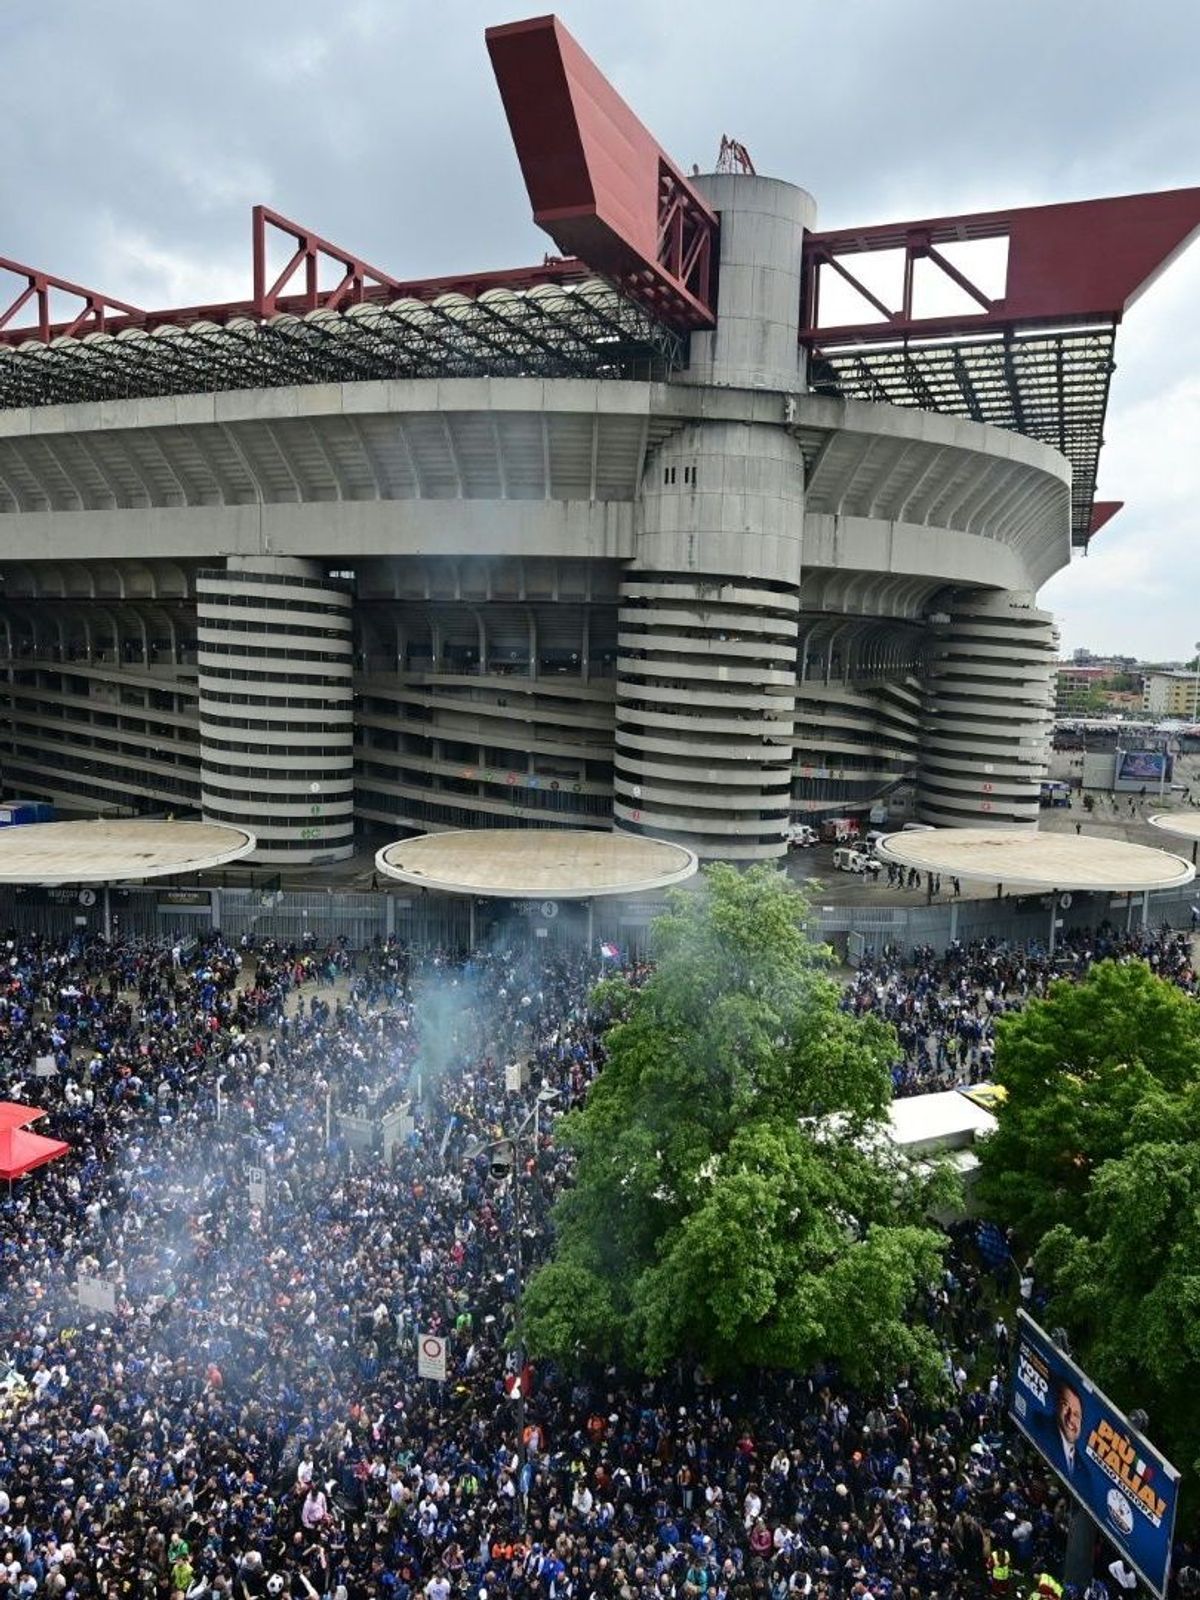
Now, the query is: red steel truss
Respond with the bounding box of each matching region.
[0,256,144,343]
[802,190,1200,547]
[486,15,718,329]
[251,205,406,317]
[0,216,591,351]
[802,189,1200,344]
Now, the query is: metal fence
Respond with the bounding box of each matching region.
[812,886,1199,961]
[0,881,1192,958]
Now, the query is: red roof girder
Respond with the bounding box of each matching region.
[486,15,718,330]
[0,256,144,344]
[251,205,408,318]
[1088,501,1124,538]
[0,251,591,350]
[802,188,1200,345]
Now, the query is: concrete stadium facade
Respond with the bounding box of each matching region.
[0,20,1193,865]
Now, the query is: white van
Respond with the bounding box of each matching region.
[833,846,880,875]
[787,823,819,849]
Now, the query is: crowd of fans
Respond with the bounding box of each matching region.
[842,925,1198,1096]
[0,922,1193,1600]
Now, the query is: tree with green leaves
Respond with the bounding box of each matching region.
[1036,1083,1200,1477]
[522,863,957,1393]
[975,959,1200,1241]
[976,957,1200,1476]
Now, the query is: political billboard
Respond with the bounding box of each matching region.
[1010,1312,1179,1596]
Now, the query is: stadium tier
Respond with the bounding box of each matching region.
[0,18,1196,863]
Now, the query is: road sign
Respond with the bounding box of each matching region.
[418,1332,447,1382]
[247,1166,267,1209]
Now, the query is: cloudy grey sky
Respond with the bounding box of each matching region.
[3,0,1197,658]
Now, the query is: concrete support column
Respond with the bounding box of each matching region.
[614,174,814,862]
[197,557,355,864]
[615,421,803,860]
[616,172,817,862]
[917,590,1058,828]
[686,173,815,392]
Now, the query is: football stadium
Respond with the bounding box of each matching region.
[0,17,1197,863]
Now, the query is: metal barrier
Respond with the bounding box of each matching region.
[0,881,1191,958]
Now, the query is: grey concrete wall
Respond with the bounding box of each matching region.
[686,174,815,393]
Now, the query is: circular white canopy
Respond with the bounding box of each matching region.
[376,828,698,900]
[0,819,256,884]
[1147,811,1200,846]
[874,827,1194,893]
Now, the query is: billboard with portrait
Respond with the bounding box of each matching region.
[1010,1312,1179,1596]
[1114,749,1170,790]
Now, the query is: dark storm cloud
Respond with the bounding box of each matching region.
[2,0,1198,655]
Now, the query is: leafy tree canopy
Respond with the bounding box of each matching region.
[977,958,1200,1477]
[976,959,1200,1240]
[523,864,957,1393]
[1037,1086,1200,1478]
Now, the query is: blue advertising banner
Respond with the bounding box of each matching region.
[1010,1312,1179,1596]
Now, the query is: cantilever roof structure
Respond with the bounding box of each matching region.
[1,15,1198,551]
[800,189,1200,547]
[0,278,684,412]
[1147,811,1200,861]
[807,326,1116,547]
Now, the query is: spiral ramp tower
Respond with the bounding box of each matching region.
[197,559,355,863]
[614,570,800,859]
[917,592,1059,828]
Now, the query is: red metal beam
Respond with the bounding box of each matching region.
[486,15,718,330]
[803,188,1200,345]
[251,205,408,317]
[0,237,591,350]
[1087,501,1124,538]
[0,255,143,343]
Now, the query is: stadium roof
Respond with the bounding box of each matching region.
[807,324,1116,548]
[0,276,684,412]
[3,16,1200,550]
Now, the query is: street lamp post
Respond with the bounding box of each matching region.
[463,1083,559,1531]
